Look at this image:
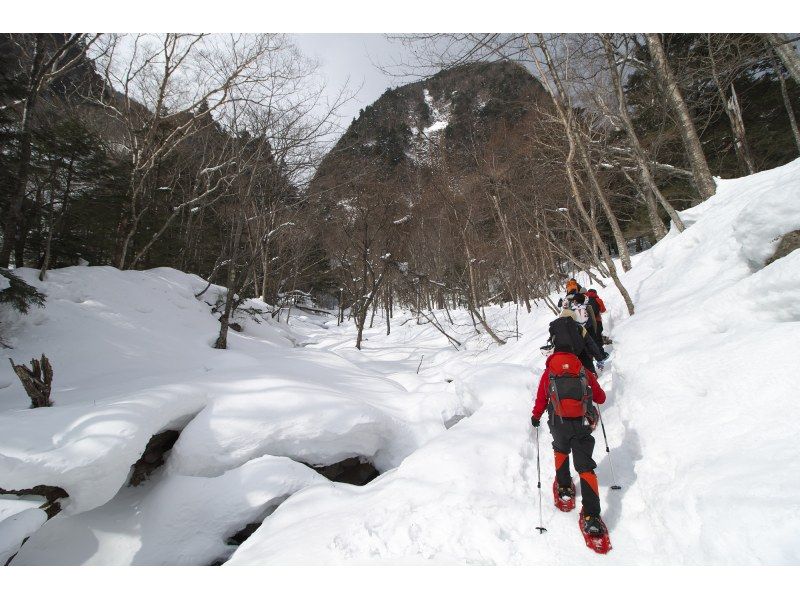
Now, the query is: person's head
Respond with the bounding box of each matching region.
[573,292,585,304]
[566,278,578,293]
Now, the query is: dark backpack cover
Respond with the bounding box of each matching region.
[549,317,586,355]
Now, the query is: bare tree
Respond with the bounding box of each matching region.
[705,34,756,174]
[645,33,716,200]
[773,53,800,154]
[92,34,303,269]
[763,33,800,84]
[597,34,685,234]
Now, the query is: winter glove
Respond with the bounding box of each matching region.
[585,405,599,431]
[531,416,540,428]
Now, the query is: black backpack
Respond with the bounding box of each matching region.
[548,316,586,355]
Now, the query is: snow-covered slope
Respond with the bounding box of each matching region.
[0,268,447,564]
[2,159,799,565]
[606,159,800,562]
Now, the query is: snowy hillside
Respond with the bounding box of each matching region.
[1,159,800,564]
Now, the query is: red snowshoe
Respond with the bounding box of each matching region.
[578,509,612,554]
[553,479,576,512]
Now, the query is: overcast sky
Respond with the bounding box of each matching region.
[291,34,423,135]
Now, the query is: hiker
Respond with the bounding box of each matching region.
[585,288,608,354]
[570,292,598,340]
[531,348,609,538]
[558,278,580,310]
[565,278,579,295]
[547,307,605,374]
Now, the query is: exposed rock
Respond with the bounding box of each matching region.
[226,522,261,547]
[308,457,379,486]
[444,414,468,429]
[0,485,68,518]
[765,229,800,266]
[129,429,180,487]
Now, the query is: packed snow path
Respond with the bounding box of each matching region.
[2,159,800,564]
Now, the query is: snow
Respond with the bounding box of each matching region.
[2,159,800,564]
[0,265,445,563]
[229,159,800,565]
[0,496,46,564]
[11,456,325,565]
[421,88,450,136]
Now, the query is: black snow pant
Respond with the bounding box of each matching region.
[577,350,597,375]
[594,320,605,350]
[548,414,601,516]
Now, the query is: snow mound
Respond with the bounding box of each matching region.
[227,364,538,565]
[608,158,800,563]
[0,266,297,515]
[12,455,326,565]
[0,386,205,514]
[170,383,430,477]
[0,497,47,564]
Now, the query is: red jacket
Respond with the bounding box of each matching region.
[586,290,606,322]
[532,353,606,420]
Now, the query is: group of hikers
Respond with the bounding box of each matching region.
[531,277,612,547]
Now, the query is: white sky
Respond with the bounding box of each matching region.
[291,34,423,136]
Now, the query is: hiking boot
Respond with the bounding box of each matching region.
[557,484,575,499]
[582,514,606,537]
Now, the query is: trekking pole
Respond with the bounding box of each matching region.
[535,426,547,533]
[598,410,622,490]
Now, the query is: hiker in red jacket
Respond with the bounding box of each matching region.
[531,349,608,536]
[585,288,608,356]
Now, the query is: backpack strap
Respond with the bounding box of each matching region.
[578,368,592,416]
[547,371,565,424]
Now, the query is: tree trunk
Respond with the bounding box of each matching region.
[533,35,633,271]
[764,33,800,85]
[600,35,686,234]
[385,285,391,336]
[214,218,243,350]
[40,154,76,281]
[725,84,755,175]
[775,57,800,154]
[643,184,668,240]
[355,305,368,349]
[706,36,755,175]
[2,109,36,267]
[564,141,636,315]
[0,38,46,268]
[646,33,716,201]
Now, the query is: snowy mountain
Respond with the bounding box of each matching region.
[1,158,799,564]
[311,60,547,178]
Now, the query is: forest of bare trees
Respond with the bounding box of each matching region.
[2,32,799,348]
